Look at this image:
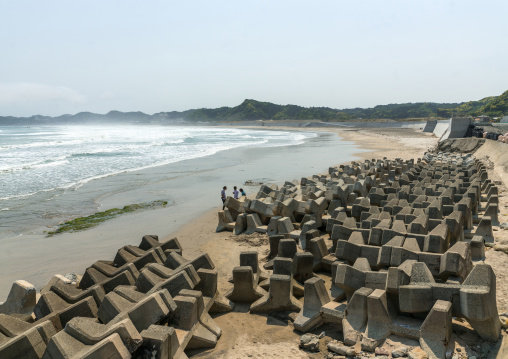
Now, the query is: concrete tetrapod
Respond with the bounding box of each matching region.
[195,268,234,314]
[0,316,56,359]
[399,262,501,341]
[225,266,266,304]
[179,289,222,340]
[171,295,217,351]
[98,289,175,332]
[244,213,267,235]
[292,252,315,284]
[34,294,99,332]
[64,317,143,353]
[0,280,37,317]
[294,277,331,332]
[259,257,304,297]
[239,251,269,284]
[215,210,235,232]
[43,332,131,359]
[342,287,373,345]
[250,275,302,313]
[419,300,452,359]
[138,324,182,359]
[360,289,397,352]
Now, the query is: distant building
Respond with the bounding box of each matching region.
[476,115,491,122]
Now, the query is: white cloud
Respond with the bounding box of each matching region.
[0,82,87,104]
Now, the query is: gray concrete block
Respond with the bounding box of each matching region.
[361,289,397,352]
[225,267,266,303]
[469,235,485,260]
[234,213,248,235]
[294,277,331,332]
[0,317,55,359]
[0,280,36,317]
[307,237,328,271]
[342,287,373,346]
[278,239,297,259]
[139,325,180,359]
[216,209,236,232]
[44,331,130,359]
[439,241,472,281]
[475,215,494,244]
[292,252,314,284]
[419,300,452,359]
[250,275,302,313]
[65,317,142,353]
[277,217,294,234]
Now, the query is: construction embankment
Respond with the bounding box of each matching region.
[436,137,508,185]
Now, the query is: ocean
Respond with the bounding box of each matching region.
[0,125,313,201]
[0,124,318,238]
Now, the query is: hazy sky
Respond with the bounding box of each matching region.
[1,1,507,117]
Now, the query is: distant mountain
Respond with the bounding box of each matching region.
[160,89,508,121]
[1,89,507,125]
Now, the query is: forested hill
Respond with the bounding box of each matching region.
[190,99,460,121]
[180,89,508,121]
[1,90,507,125]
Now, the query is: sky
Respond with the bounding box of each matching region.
[0,0,507,117]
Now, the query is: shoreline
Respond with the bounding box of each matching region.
[0,127,366,298]
[166,125,438,257]
[165,125,441,358]
[164,127,508,358]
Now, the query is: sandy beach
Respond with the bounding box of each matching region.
[2,124,507,358]
[162,126,435,358]
[167,126,508,358]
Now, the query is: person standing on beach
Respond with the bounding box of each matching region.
[221,186,227,209]
[233,186,239,199]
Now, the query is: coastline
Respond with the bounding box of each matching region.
[11,124,506,358]
[167,127,438,261]
[166,125,440,358]
[164,126,508,358]
[0,127,366,298]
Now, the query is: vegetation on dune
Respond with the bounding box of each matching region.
[47,200,168,236]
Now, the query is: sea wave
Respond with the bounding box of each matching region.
[0,125,318,200]
[0,139,85,150]
[6,132,58,136]
[0,156,69,172]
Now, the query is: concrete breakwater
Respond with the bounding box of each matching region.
[217,151,502,358]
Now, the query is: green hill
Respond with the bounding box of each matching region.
[1,89,507,125]
[475,89,508,117]
[173,89,508,121]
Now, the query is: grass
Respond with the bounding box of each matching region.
[47,200,168,236]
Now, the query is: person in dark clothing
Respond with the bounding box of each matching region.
[221,186,227,209]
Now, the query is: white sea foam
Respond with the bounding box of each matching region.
[0,125,316,201]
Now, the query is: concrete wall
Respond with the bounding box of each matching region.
[422,120,437,133]
[439,117,472,142]
[433,120,450,139]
